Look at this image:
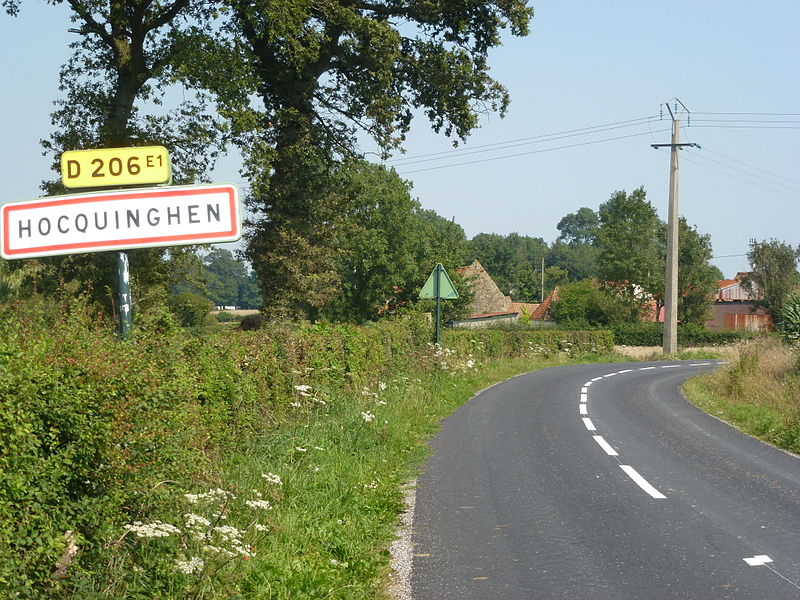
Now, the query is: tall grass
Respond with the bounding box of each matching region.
[684,337,800,452]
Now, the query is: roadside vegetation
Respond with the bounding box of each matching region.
[0,296,613,599]
[685,336,800,454]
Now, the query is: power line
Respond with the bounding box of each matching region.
[693,112,800,116]
[687,124,800,130]
[396,129,671,175]
[683,151,800,195]
[702,147,800,186]
[388,120,660,167]
[387,116,659,165]
[681,151,800,201]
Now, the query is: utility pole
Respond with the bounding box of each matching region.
[541,257,545,303]
[651,99,699,354]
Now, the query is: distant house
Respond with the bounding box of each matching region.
[449,260,550,328]
[705,272,772,331]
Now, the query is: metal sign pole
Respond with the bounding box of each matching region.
[435,263,442,345]
[116,251,132,338]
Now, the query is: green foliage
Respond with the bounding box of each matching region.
[204,1,533,319]
[169,292,216,327]
[550,279,628,328]
[674,218,719,325]
[0,292,617,597]
[610,322,755,347]
[556,207,599,245]
[596,187,663,318]
[201,248,261,309]
[742,239,800,326]
[548,238,600,282]
[443,328,614,358]
[685,337,800,453]
[779,293,800,344]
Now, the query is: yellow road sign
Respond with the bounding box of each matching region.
[61,146,171,189]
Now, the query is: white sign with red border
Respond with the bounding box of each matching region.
[1,184,241,259]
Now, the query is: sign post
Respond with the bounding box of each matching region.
[57,145,173,338]
[1,146,241,338]
[419,263,459,344]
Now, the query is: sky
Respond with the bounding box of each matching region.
[1,1,798,278]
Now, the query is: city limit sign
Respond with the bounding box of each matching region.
[1,183,241,259]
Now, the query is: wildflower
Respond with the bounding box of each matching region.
[295,446,308,452]
[376,400,387,406]
[245,499,274,510]
[289,401,302,408]
[262,472,283,486]
[294,384,312,392]
[254,523,270,532]
[184,488,235,505]
[124,521,181,538]
[361,411,375,423]
[378,381,387,391]
[203,545,236,558]
[364,481,378,489]
[313,446,325,451]
[175,556,204,575]
[213,525,244,543]
[184,513,211,529]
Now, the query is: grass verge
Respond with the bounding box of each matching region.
[683,337,800,453]
[104,354,605,599]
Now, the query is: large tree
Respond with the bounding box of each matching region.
[672,218,720,325]
[556,207,599,245]
[596,187,662,319]
[742,239,800,327]
[205,0,534,319]
[321,161,422,322]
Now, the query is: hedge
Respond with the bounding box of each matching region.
[611,322,757,347]
[0,298,609,598]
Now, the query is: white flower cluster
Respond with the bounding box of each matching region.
[184,513,211,529]
[207,525,254,558]
[175,556,204,575]
[124,520,181,538]
[261,472,282,486]
[184,488,235,505]
[525,342,550,358]
[360,411,376,423]
[245,499,273,510]
[426,343,481,373]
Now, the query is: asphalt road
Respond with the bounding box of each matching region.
[411,360,800,599]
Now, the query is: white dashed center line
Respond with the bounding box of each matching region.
[582,417,596,431]
[593,435,618,456]
[619,465,666,499]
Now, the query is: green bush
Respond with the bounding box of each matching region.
[611,321,756,347]
[779,293,800,344]
[550,279,628,327]
[443,328,614,358]
[169,292,216,327]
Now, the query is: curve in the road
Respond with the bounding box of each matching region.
[410,360,800,600]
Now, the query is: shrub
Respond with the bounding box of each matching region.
[611,322,756,347]
[779,293,800,345]
[550,279,627,327]
[169,292,215,327]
